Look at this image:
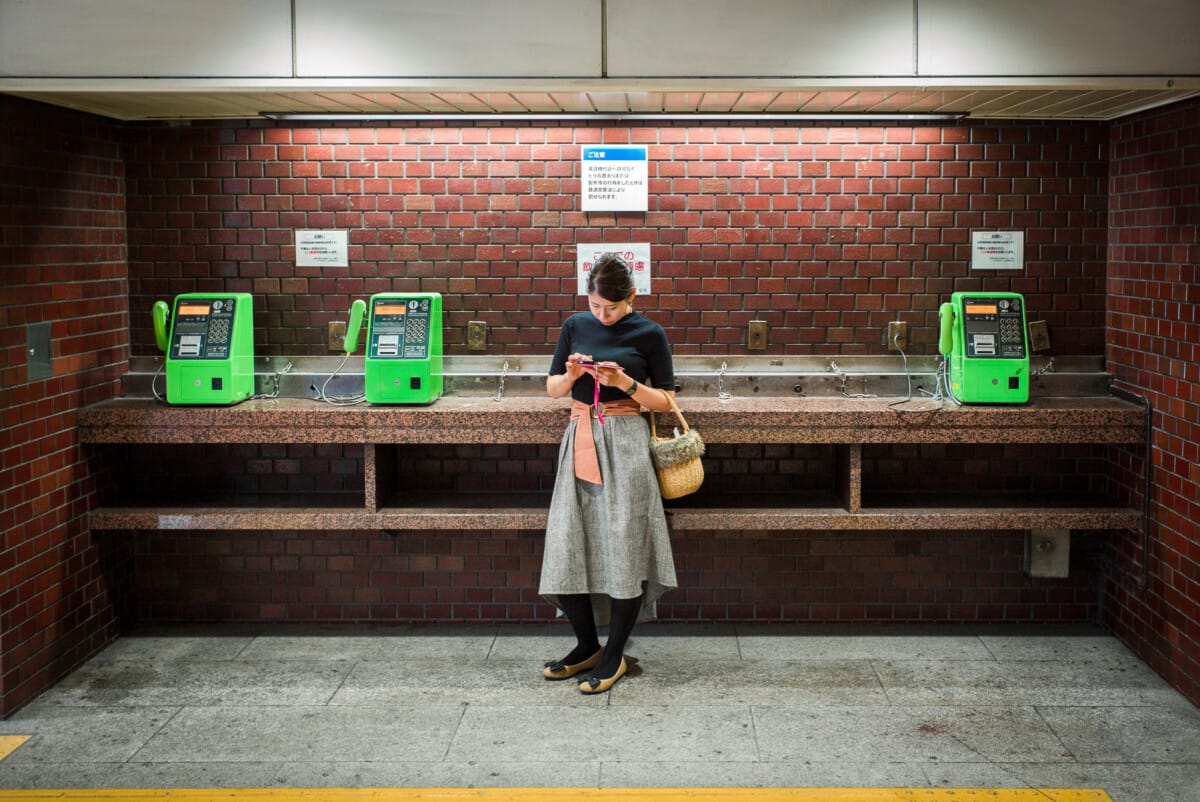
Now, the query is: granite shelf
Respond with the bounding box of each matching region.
[87,504,1137,533]
[81,394,1145,535]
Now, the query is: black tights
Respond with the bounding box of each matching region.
[557,592,643,679]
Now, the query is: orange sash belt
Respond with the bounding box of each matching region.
[570,398,643,485]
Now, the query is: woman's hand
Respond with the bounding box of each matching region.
[592,361,625,389]
[547,353,594,398]
[564,353,594,381]
[595,363,675,413]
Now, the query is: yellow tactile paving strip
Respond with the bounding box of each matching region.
[0,789,1114,801]
[0,731,1114,800]
[0,738,29,762]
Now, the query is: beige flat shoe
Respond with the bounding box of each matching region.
[543,648,603,681]
[579,657,627,695]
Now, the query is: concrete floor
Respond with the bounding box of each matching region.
[1,623,1198,802]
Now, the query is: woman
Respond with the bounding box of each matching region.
[539,253,678,695]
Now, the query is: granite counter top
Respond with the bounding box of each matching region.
[78,394,1145,445]
[88,503,1139,532]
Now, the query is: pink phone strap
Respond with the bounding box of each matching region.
[591,366,605,424]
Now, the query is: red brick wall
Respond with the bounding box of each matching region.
[1105,97,1200,706]
[124,119,1109,357]
[114,117,1116,632]
[130,529,1107,624]
[0,96,133,717]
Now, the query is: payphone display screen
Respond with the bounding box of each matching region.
[171,298,238,360]
[369,297,433,359]
[962,296,1025,359]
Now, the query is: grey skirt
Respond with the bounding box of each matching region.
[539,412,678,624]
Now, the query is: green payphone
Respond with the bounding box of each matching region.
[938,291,1029,404]
[345,292,443,404]
[152,293,255,405]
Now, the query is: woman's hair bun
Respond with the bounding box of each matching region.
[587,253,636,302]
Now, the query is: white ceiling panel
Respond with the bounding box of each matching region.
[606,0,915,78]
[294,0,602,78]
[919,0,1200,76]
[0,0,292,77]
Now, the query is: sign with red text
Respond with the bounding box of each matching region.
[295,230,348,267]
[581,145,648,212]
[971,230,1024,271]
[576,243,652,296]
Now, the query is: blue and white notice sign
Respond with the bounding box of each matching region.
[581,145,648,212]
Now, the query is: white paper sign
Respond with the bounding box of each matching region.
[295,230,349,267]
[581,145,648,212]
[576,243,652,296]
[971,231,1024,271]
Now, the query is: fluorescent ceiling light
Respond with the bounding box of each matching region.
[259,111,968,122]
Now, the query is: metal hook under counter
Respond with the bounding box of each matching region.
[493,361,510,402]
[829,359,879,399]
[1032,357,1056,377]
[717,361,732,400]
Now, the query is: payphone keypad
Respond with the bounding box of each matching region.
[209,316,231,345]
[999,300,1022,348]
[405,315,428,346]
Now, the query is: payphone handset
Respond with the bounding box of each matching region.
[344,299,367,354]
[347,292,443,404]
[152,292,255,405]
[938,291,1029,404]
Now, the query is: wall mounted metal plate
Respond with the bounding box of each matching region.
[26,322,52,381]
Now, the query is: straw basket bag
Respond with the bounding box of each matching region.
[648,392,705,499]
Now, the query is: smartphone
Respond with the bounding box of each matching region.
[576,359,617,369]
